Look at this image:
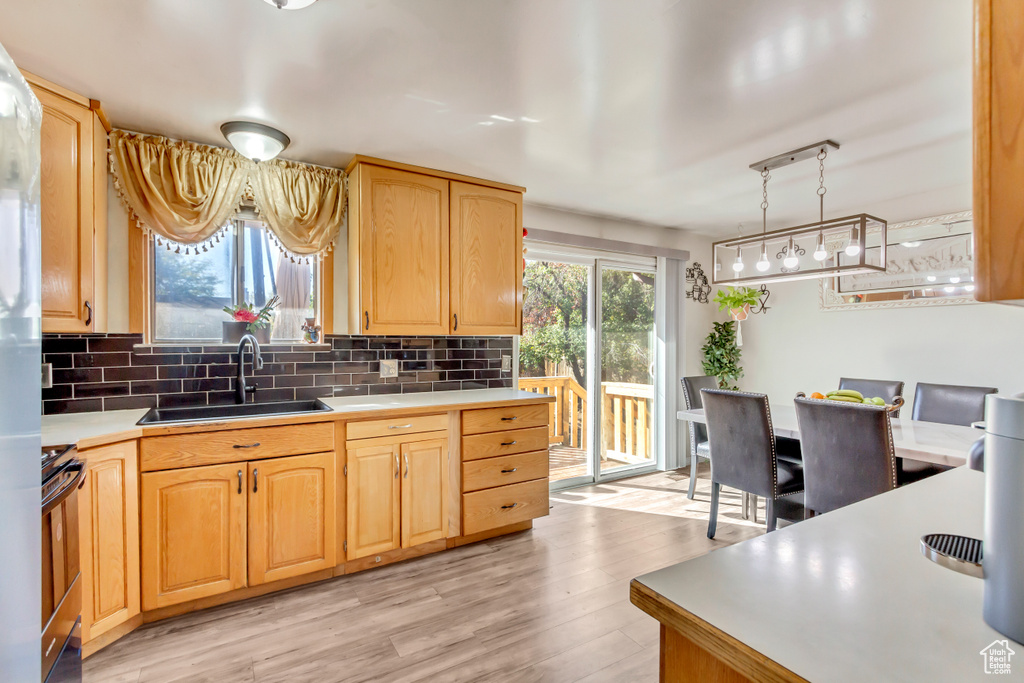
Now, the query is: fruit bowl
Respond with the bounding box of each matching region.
[797,392,905,413]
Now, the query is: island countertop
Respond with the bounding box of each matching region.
[42,388,552,449]
[631,468,1014,682]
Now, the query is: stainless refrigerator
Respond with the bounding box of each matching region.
[0,40,43,681]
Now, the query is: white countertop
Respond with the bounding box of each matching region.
[635,468,1009,682]
[42,389,547,449]
[678,404,980,467]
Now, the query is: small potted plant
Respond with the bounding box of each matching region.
[222,296,279,344]
[713,286,761,321]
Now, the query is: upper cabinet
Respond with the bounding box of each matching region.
[450,182,523,335]
[347,157,524,335]
[25,72,108,332]
[973,0,1024,303]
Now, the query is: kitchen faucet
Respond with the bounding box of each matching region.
[236,334,264,404]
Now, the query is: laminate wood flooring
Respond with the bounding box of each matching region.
[84,464,764,683]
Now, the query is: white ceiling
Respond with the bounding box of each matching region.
[0,0,972,236]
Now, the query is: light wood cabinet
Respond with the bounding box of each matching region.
[25,71,107,333]
[449,182,523,335]
[400,439,449,548]
[349,163,450,335]
[345,423,449,561]
[345,156,524,336]
[973,0,1024,302]
[248,452,336,586]
[346,442,401,560]
[141,463,247,611]
[78,441,140,643]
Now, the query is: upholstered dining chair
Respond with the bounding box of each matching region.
[681,375,719,499]
[899,382,999,484]
[913,382,997,427]
[702,389,804,537]
[794,396,897,515]
[838,377,905,417]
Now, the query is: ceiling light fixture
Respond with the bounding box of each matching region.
[712,140,887,285]
[755,169,772,272]
[221,121,290,162]
[263,0,318,9]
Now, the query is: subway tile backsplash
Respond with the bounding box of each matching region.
[42,334,514,415]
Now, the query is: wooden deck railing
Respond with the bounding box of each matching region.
[518,376,653,462]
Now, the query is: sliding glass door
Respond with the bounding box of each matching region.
[518,250,658,489]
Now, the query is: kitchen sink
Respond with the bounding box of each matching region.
[136,399,334,425]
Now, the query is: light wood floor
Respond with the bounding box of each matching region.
[85,464,764,683]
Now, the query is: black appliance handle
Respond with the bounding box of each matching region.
[42,462,86,515]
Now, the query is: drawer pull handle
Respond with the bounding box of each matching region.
[253,468,258,493]
[501,416,518,422]
[233,442,261,449]
[389,424,413,429]
[501,468,518,474]
[404,453,409,478]
[395,453,399,479]
[501,440,517,446]
[501,503,519,510]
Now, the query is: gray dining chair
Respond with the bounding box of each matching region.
[702,389,804,537]
[838,377,905,417]
[899,382,998,484]
[913,382,997,427]
[681,375,718,499]
[794,396,896,515]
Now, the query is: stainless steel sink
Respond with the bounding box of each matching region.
[136,399,333,425]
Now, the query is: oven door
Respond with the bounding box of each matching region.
[41,462,84,682]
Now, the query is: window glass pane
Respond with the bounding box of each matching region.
[241,221,317,341]
[153,233,234,341]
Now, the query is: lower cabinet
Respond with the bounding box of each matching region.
[346,427,449,561]
[78,440,140,642]
[141,452,336,611]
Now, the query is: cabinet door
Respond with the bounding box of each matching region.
[33,85,97,333]
[357,165,450,335]
[248,452,336,586]
[141,463,246,610]
[346,443,400,560]
[401,438,449,548]
[79,441,139,642]
[449,181,523,335]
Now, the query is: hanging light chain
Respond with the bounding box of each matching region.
[817,147,827,223]
[761,167,771,235]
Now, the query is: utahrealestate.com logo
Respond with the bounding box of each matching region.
[980,640,1016,675]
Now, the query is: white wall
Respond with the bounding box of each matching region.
[106,179,131,333]
[740,277,1024,405]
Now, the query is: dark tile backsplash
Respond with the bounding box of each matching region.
[42,334,514,415]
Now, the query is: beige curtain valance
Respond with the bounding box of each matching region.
[108,129,346,260]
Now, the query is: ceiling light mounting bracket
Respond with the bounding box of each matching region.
[749,140,839,172]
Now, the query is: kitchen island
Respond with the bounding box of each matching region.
[630,468,1013,681]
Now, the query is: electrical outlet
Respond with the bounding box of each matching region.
[41,363,52,389]
[501,354,512,373]
[380,358,399,379]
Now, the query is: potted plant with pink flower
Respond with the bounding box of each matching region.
[222,296,279,344]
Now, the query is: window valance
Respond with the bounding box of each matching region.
[109,129,346,260]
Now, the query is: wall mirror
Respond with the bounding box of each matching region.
[820,211,974,310]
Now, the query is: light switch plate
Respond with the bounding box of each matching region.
[501,355,512,372]
[380,358,399,379]
[41,363,52,389]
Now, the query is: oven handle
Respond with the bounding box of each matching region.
[42,462,86,515]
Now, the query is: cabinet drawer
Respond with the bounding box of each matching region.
[141,422,334,472]
[462,427,549,461]
[462,479,549,535]
[462,403,548,435]
[462,451,548,492]
[346,414,448,441]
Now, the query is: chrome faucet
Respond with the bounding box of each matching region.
[235,334,264,404]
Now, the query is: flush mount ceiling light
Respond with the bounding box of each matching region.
[712,140,887,286]
[263,0,317,8]
[220,121,290,162]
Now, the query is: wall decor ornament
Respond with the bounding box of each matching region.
[685,262,711,304]
[749,284,771,315]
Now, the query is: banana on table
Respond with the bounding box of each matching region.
[823,390,886,406]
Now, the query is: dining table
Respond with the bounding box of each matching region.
[678,403,982,467]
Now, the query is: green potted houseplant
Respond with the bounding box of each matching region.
[222,296,279,344]
[701,321,742,391]
[713,286,761,321]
